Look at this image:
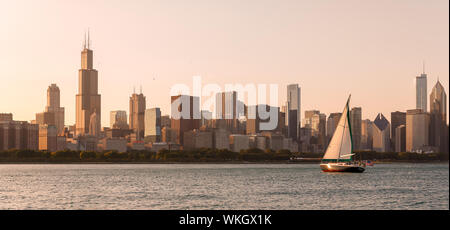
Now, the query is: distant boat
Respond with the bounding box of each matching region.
[320,95,365,173]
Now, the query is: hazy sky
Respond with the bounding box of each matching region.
[1,0,448,127]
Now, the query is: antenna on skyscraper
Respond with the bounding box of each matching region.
[83,30,87,49]
[140,85,142,94]
[423,60,425,74]
[133,86,136,94]
[88,28,90,49]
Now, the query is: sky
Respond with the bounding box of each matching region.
[0,0,448,127]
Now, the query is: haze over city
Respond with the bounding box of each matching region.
[1,0,448,127]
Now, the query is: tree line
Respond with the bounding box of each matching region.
[0,148,447,163]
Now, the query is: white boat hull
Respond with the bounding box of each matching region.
[320,163,365,173]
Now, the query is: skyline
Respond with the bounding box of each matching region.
[1,0,449,127]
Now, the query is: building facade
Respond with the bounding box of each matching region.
[395,125,406,152]
[286,84,301,138]
[110,110,128,129]
[361,119,373,150]
[144,108,161,143]
[406,109,430,152]
[0,121,39,151]
[372,113,390,152]
[416,72,427,112]
[350,107,362,150]
[391,111,406,151]
[38,124,57,152]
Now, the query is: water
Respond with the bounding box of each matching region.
[0,163,448,210]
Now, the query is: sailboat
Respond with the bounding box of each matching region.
[320,95,365,173]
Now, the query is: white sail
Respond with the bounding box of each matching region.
[322,96,353,161]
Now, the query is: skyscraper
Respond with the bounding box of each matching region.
[286,102,297,140]
[37,84,65,135]
[395,125,406,152]
[416,70,427,112]
[373,113,390,152]
[429,80,448,153]
[75,32,101,137]
[391,111,406,151]
[46,84,64,129]
[406,109,430,152]
[311,113,327,148]
[350,107,362,150]
[129,91,146,140]
[144,108,161,143]
[361,119,373,150]
[286,84,301,137]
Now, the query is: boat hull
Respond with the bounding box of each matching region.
[320,163,365,173]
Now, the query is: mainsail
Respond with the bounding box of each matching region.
[322,95,353,162]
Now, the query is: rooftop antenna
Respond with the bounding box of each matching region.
[423,60,425,74]
[83,30,86,49]
[140,85,142,94]
[88,28,90,49]
[133,86,136,94]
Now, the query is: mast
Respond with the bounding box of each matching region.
[337,95,351,163]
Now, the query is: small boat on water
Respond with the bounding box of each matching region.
[320,95,365,173]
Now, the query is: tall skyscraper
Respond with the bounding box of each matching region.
[129,91,146,140]
[391,111,406,151]
[144,108,161,143]
[406,109,430,152]
[286,84,301,137]
[429,80,448,153]
[350,107,362,150]
[373,113,390,152]
[416,68,427,112]
[75,32,101,137]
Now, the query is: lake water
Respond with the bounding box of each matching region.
[0,163,448,210]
